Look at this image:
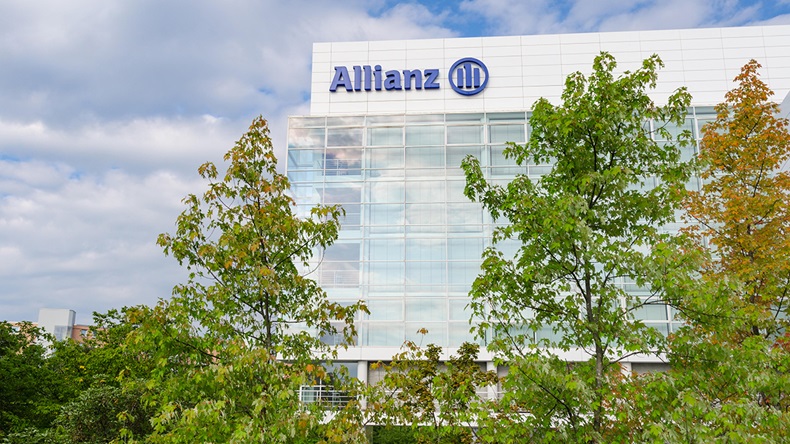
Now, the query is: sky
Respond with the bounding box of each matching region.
[2,0,790,324]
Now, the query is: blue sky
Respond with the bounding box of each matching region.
[2,0,790,324]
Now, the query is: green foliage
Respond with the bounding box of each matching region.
[0,322,63,437]
[138,116,366,443]
[155,116,362,360]
[370,426,418,444]
[462,52,693,441]
[612,360,790,443]
[0,308,156,442]
[0,427,63,444]
[367,340,497,444]
[642,59,790,441]
[47,306,153,393]
[38,307,157,443]
[55,382,152,444]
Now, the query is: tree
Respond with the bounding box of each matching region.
[0,322,63,438]
[136,116,366,443]
[366,340,497,444]
[0,308,154,444]
[646,59,790,440]
[45,307,155,443]
[47,307,153,394]
[462,52,693,442]
[54,383,151,444]
[682,59,790,342]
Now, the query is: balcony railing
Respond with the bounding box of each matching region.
[299,385,354,409]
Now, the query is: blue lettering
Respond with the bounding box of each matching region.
[402,70,422,90]
[364,65,372,91]
[424,69,440,89]
[384,70,402,90]
[329,66,352,92]
[353,65,362,91]
[329,66,447,92]
[374,65,382,91]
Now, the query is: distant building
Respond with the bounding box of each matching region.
[11,308,92,343]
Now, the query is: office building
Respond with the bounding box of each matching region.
[286,25,790,379]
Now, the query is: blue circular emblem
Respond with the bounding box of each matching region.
[449,58,489,96]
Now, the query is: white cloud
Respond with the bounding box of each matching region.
[0,1,455,127]
[752,13,790,25]
[1,0,789,326]
[0,0,462,323]
[0,117,242,173]
[458,0,783,35]
[0,161,198,323]
[459,0,566,35]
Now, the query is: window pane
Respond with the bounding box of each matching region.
[368,168,404,179]
[446,181,467,202]
[367,300,403,321]
[367,147,404,169]
[491,145,517,166]
[447,126,482,144]
[449,299,473,321]
[449,261,479,285]
[324,243,360,261]
[327,116,364,127]
[447,203,483,230]
[405,323,446,345]
[368,204,404,225]
[288,171,320,182]
[368,127,403,146]
[447,146,482,174]
[320,262,359,287]
[405,203,446,226]
[405,299,446,322]
[288,149,324,170]
[489,124,526,143]
[446,113,483,123]
[494,238,521,260]
[367,239,404,261]
[680,146,697,162]
[487,112,526,122]
[368,115,404,126]
[322,185,361,204]
[289,117,325,128]
[340,203,361,229]
[368,182,404,203]
[406,125,444,145]
[405,262,446,285]
[288,127,325,148]
[405,146,445,169]
[449,323,476,346]
[365,323,404,346]
[325,148,361,175]
[448,238,484,260]
[406,114,443,124]
[368,262,404,285]
[632,303,669,321]
[406,239,446,261]
[327,127,363,146]
[405,181,445,203]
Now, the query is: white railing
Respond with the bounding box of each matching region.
[299,385,354,409]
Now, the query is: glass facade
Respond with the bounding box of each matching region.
[286,109,714,348]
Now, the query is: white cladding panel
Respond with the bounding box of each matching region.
[311,25,790,116]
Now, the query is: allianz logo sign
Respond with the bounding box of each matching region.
[329,57,488,96]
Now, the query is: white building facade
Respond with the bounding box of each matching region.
[286,25,790,378]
